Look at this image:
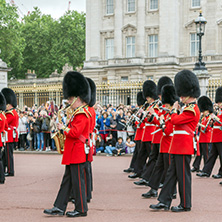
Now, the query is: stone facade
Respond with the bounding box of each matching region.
[0,58,10,90]
[82,0,222,83]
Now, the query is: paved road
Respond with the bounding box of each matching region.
[1,153,222,222]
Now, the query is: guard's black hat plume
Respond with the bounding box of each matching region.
[0,92,6,111]
[1,88,17,108]
[198,96,213,113]
[142,80,158,100]
[86,77,96,107]
[174,69,200,98]
[137,91,146,106]
[161,84,179,106]
[215,87,222,103]
[63,71,91,104]
[157,76,173,96]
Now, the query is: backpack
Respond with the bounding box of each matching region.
[41,118,49,131]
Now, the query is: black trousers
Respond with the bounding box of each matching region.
[148,153,170,190]
[129,140,141,169]
[135,141,152,175]
[193,143,209,170]
[54,163,88,213]
[0,147,5,182]
[84,161,92,201]
[158,155,192,208]
[2,142,14,175]
[142,143,160,181]
[43,133,50,148]
[19,134,26,149]
[202,142,222,175]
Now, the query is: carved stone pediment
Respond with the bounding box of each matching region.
[145,26,159,35]
[185,19,195,30]
[217,19,222,26]
[100,30,114,38]
[122,24,137,34]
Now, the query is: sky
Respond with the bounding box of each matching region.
[6,0,86,19]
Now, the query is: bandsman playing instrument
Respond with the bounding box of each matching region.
[44,71,91,218]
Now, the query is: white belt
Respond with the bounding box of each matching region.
[213,126,221,129]
[145,123,155,126]
[173,130,190,135]
[163,133,173,137]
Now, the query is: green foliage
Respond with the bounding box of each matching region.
[0,3,85,79]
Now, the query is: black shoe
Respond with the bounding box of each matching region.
[66,210,87,217]
[171,205,191,212]
[149,202,169,211]
[5,173,14,177]
[134,179,149,186]
[220,181,222,185]
[0,181,4,184]
[159,183,163,188]
[87,199,91,203]
[142,189,158,198]
[196,172,210,177]
[123,168,134,173]
[43,207,65,216]
[191,167,199,173]
[212,174,222,179]
[172,193,177,199]
[128,173,140,179]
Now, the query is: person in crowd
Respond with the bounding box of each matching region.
[96,112,110,142]
[126,111,135,141]
[95,134,105,153]
[116,108,127,142]
[50,113,57,151]
[36,112,44,151]
[18,111,27,151]
[26,113,34,150]
[110,109,117,141]
[41,110,51,151]
[125,137,136,154]
[104,133,116,156]
[112,137,126,156]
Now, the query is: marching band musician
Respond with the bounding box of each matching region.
[128,80,158,179]
[142,84,178,198]
[135,77,173,186]
[44,71,91,218]
[124,92,146,173]
[197,87,222,179]
[150,69,200,212]
[0,92,8,184]
[1,88,19,177]
[191,96,213,173]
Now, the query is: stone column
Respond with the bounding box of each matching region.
[19,92,24,109]
[56,91,60,106]
[34,92,38,106]
[194,70,211,96]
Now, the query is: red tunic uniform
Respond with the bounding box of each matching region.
[62,106,90,165]
[5,109,19,143]
[0,112,8,147]
[211,111,222,143]
[199,115,212,143]
[134,120,144,141]
[160,113,174,153]
[169,104,200,155]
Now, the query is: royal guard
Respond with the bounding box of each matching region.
[191,96,213,172]
[85,77,97,203]
[150,69,200,212]
[197,87,222,179]
[0,93,8,184]
[44,71,91,218]
[124,92,146,173]
[135,76,173,186]
[128,80,158,179]
[1,88,19,177]
[142,84,178,198]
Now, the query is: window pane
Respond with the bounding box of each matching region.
[148,34,158,57]
[106,38,114,59]
[126,36,135,58]
[107,0,114,14]
[190,33,199,56]
[192,0,200,7]
[150,0,158,10]
[128,0,135,12]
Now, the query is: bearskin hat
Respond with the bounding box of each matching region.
[161,84,179,106]
[174,70,200,98]
[157,76,173,96]
[142,80,158,100]
[1,88,17,108]
[137,92,146,106]
[86,77,96,107]
[0,92,6,111]
[215,87,222,103]
[63,71,91,104]
[198,96,213,113]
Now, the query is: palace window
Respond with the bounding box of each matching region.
[105,38,114,59]
[121,76,129,82]
[191,0,200,8]
[106,0,114,14]
[150,0,158,10]
[190,33,199,56]
[127,0,135,12]
[148,35,158,57]
[126,36,135,57]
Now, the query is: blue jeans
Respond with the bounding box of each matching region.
[96,147,104,153]
[37,132,44,150]
[105,146,116,155]
[51,139,56,150]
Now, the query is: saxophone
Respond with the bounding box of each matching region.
[52,104,71,154]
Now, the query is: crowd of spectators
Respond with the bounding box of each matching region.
[15,102,136,156]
